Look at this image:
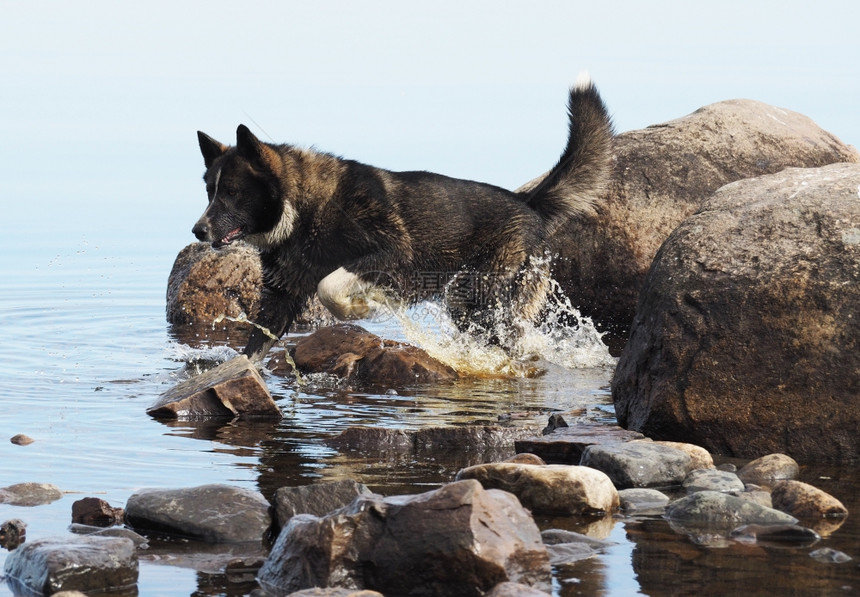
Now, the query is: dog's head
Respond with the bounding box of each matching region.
[193,125,296,249]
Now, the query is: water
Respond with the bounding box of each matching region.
[1,217,859,596]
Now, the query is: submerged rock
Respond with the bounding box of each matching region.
[456,463,619,515]
[580,441,692,488]
[612,164,860,462]
[730,523,820,546]
[258,479,552,596]
[809,547,853,564]
[124,484,271,543]
[147,355,282,419]
[292,324,458,387]
[3,535,138,596]
[770,480,848,519]
[0,482,62,507]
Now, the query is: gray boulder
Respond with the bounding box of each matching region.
[124,484,270,543]
[538,100,858,351]
[3,535,138,595]
[580,441,692,488]
[613,163,860,462]
[682,469,745,494]
[272,479,374,530]
[666,491,798,528]
[258,479,551,596]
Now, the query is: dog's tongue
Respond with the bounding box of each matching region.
[221,227,242,244]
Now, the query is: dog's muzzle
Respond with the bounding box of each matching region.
[192,219,210,242]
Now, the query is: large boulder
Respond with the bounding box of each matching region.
[537,100,858,351]
[612,163,860,463]
[257,479,551,596]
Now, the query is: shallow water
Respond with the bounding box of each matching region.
[1,227,858,596]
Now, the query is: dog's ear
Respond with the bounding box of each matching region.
[197,131,227,169]
[236,124,279,172]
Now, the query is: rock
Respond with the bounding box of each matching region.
[69,524,149,548]
[514,422,645,464]
[617,488,671,515]
[650,441,714,470]
[485,582,552,597]
[147,355,282,419]
[293,324,458,386]
[809,547,853,564]
[665,491,798,528]
[730,523,820,546]
[272,480,374,530]
[580,442,692,488]
[258,480,552,595]
[455,463,619,515]
[505,453,546,466]
[0,519,26,550]
[124,484,271,543]
[71,497,124,527]
[736,454,800,486]
[682,469,745,494]
[535,100,859,351]
[0,482,62,506]
[10,434,34,446]
[3,535,138,596]
[770,480,848,519]
[612,163,860,462]
[286,590,384,597]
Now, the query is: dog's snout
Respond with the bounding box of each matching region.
[192,221,209,241]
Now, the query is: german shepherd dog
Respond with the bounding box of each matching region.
[193,76,613,361]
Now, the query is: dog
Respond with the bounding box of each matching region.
[192,75,613,361]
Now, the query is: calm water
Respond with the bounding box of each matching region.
[1,214,858,596]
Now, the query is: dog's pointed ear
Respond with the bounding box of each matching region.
[236,124,279,171]
[197,131,227,169]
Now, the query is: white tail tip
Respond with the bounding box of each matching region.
[574,71,592,90]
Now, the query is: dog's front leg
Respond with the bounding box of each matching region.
[243,288,304,363]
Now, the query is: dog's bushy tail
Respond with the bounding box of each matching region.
[520,73,613,235]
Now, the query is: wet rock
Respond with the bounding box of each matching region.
[3,535,138,596]
[0,482,62,506]
[730,523,820,546]
[69,524,149,547]
[147,355,282,419]
[71,497,124,527]
[485,582,552,597]
[580,441,692,488]
[809,547,853,564]
[770,480,848,519]
[10,434,34,446]
[272,479,374,530]
[736,489,773,509]
[0,519,26,550]
[505,453,546,466]
[542,413,569,435]
[536,99,859,351]
[258,479,552,595]
[618,488,671,515]
[125,484,271,543]
[682,469,745,494]
[650,440,714,470]
[285,590,384,597]
[665,490,798,528]
[456,463,619,515]
[514,422,645,464]
[612,163,860,462]
[737,454,800,487]
[292,324,458,386]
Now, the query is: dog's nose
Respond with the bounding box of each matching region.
[192,221,209,241]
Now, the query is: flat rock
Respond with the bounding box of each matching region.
[514,422,645,464]
[665,490,798,528]
[456,463,619,515]
[272,480,374,530]
[770,480,848,519]
[682,469,745,494]
[124,484,271,543]
[147,355,281,419]
[618,488,671,515]
[3,535,138,596]
[0,482,62,507]
[258,479,551,596]
[580,442,692,488]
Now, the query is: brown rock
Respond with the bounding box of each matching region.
[258,479,551,595]
[0,519,26,550]
[505,453,546,466]
[147,355,281,419]
[737,454,801,486]
[10,434,34,446]
[649,440,714,470]
[293,324,457,386]
[530,100,859,351]
[771,480,848,519]
[612,163,860,462]
[71,498,124,527]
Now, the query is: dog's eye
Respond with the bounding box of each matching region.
[225,185,238,197]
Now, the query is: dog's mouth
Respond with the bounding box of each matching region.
[214,227,244,248]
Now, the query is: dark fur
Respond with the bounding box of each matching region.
[193,81,613,360]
